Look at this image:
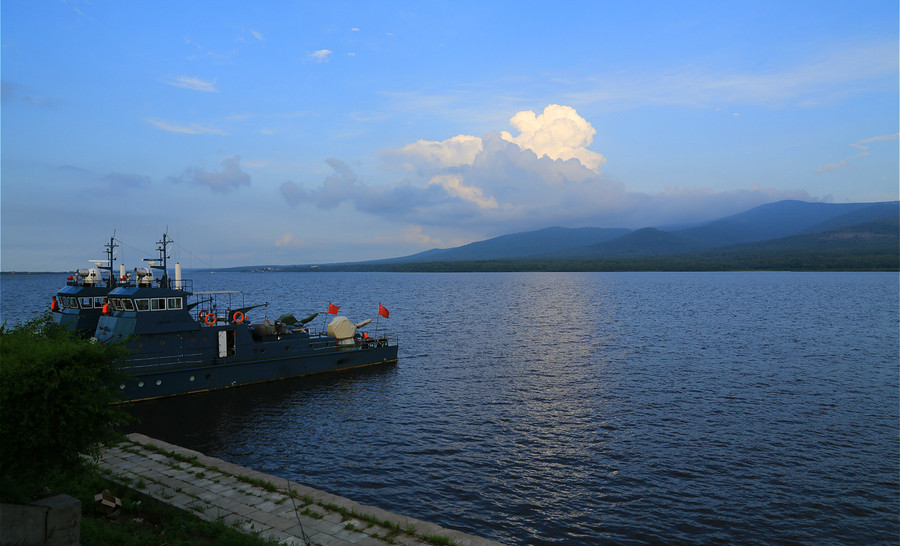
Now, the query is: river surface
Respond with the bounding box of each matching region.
[2,271,898,544]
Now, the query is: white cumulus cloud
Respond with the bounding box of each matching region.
[500,104,606,172]
[287,104,806,238]
[383,135,483,171]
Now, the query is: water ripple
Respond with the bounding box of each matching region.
[4,272,896,544]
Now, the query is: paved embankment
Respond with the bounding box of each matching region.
[99,433,502,546]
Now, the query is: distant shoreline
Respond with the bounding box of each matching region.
[1,271,66,275]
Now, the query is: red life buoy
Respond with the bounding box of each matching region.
[232,311,244,324]
[198,310,207,322]
[205,313,217,326]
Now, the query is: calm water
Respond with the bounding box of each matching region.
[2,271,898,544]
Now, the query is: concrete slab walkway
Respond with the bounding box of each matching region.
[99,433,502,546]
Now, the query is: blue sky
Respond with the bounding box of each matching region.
[2,1,897,271]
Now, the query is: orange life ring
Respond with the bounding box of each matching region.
[232,311,244,324]
[205,313,217,326]
[198,310,207,322]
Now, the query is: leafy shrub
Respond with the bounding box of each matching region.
[0,313,132,485]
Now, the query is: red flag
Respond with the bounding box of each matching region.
[378,303,390,319]
[328,302,340,315]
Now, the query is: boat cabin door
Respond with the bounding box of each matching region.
[217,330,236,358]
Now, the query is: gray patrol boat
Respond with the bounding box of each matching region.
[83,232,398,401]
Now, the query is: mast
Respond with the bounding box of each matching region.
[147,233,171,289]
[103,235,118,288]
[88,234,118,287]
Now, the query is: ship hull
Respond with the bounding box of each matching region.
[118,342,398,401]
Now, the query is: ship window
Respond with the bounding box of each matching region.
[136,299,150,311]
[151,298,166,310]
[122,299,135,311]
[80,297,92,308]
[111,299,123,311]
[167,297,182,310]
[94,297,107,308]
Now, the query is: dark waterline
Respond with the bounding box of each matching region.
[3,271,898,544]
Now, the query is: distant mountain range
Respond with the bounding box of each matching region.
[250,200,899,272]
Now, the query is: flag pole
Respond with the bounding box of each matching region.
[375,303,381,338]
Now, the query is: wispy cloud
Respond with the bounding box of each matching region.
[570,41,898,109]
[308,49,333,63]
[817,132,899,174]
[250,29,264,42]
[145,118,228,135]
[851,133,899,150]
[164,75,218,92]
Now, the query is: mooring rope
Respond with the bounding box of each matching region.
[286,478,312,546]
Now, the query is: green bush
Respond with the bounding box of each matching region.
[0,313,132,486]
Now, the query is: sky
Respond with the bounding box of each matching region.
[2,1,898,271]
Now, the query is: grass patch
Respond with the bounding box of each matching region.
[300,507,323,520]
[235,475,278,492]
[422,534,460,546]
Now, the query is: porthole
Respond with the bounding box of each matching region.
[156,379,162,386]
[138,381,144,388]
[189,376,195,382]
[119,384,125,390]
